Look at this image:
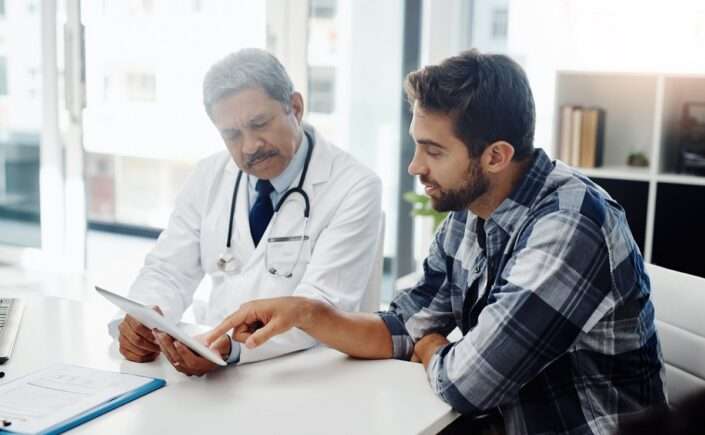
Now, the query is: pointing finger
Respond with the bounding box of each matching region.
[206,308,250,345]
[245,320,290,349]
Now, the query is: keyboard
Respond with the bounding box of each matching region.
[0,298,24,364]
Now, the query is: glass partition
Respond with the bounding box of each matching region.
[0,0,42,248]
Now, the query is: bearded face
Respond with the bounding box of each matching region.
[422,158,490,212]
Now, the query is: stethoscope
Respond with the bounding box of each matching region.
[217,131,314,278]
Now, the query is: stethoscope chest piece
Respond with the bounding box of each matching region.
[217,252,241,273]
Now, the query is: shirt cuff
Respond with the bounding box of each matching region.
[377,311,415,360]
[425,342,478,414]
[426,343,448,392]
[226,337,241,365]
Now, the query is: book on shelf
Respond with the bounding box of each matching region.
[558,105,605,168]
[559,105,573,165]
[579,108,605,168]
[570,107,582,166]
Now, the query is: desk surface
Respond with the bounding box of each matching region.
[0,294,458,434]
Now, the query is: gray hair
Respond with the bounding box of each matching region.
[202,48,294,116]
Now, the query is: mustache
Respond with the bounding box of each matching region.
[419,176,439,188]
[245,148,280,167]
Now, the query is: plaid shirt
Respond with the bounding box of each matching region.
[380,149,666,435]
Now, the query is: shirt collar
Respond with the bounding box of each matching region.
[487,148,554,236]
[248,131,309,194]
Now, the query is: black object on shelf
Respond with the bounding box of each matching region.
[680,150,705,176]
[678,102,705,175]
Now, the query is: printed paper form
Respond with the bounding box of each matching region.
[0,364,155,434]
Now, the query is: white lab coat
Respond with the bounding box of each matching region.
[125,125,383,363]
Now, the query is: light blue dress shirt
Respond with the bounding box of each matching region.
[247,132,310,212]
[226,132,310,365]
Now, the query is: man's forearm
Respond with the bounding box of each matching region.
[298,299,393,359]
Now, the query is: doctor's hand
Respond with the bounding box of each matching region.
[118,306,163,363]
[205,297,311,350]
[155,332,232,377]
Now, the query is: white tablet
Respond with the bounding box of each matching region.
[95,286,227,367]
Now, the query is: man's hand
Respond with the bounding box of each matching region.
[414,333,450,369]
[205,297,312,350]
[118,306,163,362]
[155,332,232,377]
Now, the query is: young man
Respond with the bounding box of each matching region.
[113,49,382,376]
[207,50,666,434]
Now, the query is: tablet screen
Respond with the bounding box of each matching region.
[95,286,227,366]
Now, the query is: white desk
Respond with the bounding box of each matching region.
[0,295,458,434]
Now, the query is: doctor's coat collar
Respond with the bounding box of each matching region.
[224,123,333,187]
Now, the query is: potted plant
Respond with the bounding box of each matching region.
[403,191,448,231]
[403,191,448,274]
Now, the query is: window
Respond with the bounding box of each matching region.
[0,0,44,251]
[307,66,335,114]
[310,0,336,19]
[302,0,405,303]
[102,71,156,102]
[85,153,191,228]
[126,72,156,102]
[26,0,38,15]
[491,8,508,40]
[82,0,267,229]
[128,0,154,16]
[85,153,115,221]
[0,57,7,96]
[26,66,38,99]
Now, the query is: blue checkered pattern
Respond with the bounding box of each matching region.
[380,149,666,435]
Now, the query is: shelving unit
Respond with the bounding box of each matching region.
[555,71,705,278]
[579,166,651,182]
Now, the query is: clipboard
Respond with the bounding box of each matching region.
[0,364,165,434]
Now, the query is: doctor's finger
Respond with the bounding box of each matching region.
[119,335,158,362]
[175,341,214,374]
[124,315,157,343]
[120,345,158,363]
[156,332,185,368]
[120,324,161,353]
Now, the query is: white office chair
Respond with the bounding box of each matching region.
[646,263,705,404]
[360,214,385,313]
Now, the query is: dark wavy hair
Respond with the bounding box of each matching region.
[404,49,535,161]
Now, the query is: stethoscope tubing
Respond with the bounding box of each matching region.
[220,130,315,275]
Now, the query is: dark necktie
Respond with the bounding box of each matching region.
[249,179,275,246]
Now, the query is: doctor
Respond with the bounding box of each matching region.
[115,48,382,375]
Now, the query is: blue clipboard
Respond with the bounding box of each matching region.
[0,375,166,435]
